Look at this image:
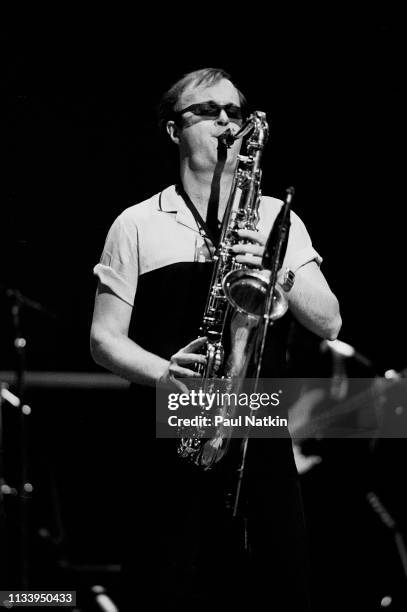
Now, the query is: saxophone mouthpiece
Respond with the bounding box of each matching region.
[218,129,236,149]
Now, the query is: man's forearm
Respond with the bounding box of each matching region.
[288,282,342,340]
[90,330,169,386]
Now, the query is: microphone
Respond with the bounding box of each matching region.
[262,187,294,271]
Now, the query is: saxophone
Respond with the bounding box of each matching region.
[177,111,291,469]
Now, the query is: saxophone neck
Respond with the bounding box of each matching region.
[218,111,269,149]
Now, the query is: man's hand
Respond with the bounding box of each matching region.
[231,229,288,287]
[158,337,207,393]
[232,229,266,268]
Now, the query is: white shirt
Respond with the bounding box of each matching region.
[94,185,322,306]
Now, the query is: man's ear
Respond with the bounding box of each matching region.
[166,120,180,145]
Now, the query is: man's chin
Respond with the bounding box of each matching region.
[192,149,237,172]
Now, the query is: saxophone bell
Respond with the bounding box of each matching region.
[223,186,295,322]
[223,269,289,321]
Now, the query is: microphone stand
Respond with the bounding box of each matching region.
[367,491,407,602]
[0,384,8,581]
[1,284,56,587]
[1,285,57,587]
[9,289,31,589]
[232,187,294,517]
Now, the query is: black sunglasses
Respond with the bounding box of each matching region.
[173,101,244,123]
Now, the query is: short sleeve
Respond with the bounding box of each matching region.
[284,210,322,272]
[93,214,138,306]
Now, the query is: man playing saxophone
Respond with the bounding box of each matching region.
[90,68,341,609]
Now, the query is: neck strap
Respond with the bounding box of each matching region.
[176,184,220,247]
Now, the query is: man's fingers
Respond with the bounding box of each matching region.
[236,229,267,245]
[175,353,206,366]
[181,336,208,353]
[235,254,263,267]
[169,376,190,394]
[232,243,264,256]
[170,365,201,378]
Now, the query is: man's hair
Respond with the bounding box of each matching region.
[157,67,248,132]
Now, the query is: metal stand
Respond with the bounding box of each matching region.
[9,290,32,589]
[0,286,52,588]
[367,491,407,580]
[233,187,294,518]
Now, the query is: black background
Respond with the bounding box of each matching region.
[1,15,407,607]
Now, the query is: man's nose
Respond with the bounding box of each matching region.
[216,109,230,125]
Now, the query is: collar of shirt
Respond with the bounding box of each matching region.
[158,184,204,235]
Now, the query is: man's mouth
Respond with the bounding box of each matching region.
[216,129,236,148]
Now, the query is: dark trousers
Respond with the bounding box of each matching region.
[122,438,311,610]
